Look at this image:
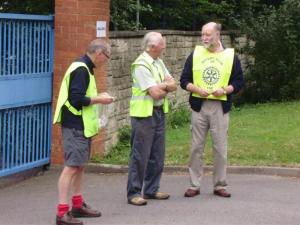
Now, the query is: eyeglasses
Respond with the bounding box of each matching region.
[102,52,110,59]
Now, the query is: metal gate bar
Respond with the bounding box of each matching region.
[0,13,54,177]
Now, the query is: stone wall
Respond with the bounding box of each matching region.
[104,30,247,151]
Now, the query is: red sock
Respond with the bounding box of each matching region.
[57,204,69,218]
[72,195,83,209]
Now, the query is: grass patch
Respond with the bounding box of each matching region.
[227,102,300,166]
[91,101,300,167]
[91,126,131,165]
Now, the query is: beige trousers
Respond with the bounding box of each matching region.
[188,100,229,190]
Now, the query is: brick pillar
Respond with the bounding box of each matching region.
[51,0,110,164]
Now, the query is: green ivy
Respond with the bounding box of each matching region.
[239,0,300,103]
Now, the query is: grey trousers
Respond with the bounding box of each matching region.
[188,100,229,190]
[127,108,165,200]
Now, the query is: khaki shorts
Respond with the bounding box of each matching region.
[62,127,91,167]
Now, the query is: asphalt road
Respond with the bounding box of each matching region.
[0,169,299,225]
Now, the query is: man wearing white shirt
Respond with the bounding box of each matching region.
[127,32,177,206]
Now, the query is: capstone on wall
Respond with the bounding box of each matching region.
[104,30,247,152]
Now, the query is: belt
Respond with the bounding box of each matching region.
[153,105,163,110]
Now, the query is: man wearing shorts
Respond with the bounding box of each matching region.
[53,39,114,225]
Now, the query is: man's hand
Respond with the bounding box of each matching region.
[163,75,177,92]
[212,88,226,97]
[186,83,209,97]
[197,87,210,97]
[91,92,114,105]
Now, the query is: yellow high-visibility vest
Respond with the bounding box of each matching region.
[192,46,234,101]
[53,62,99,138]
[130,52,169,117]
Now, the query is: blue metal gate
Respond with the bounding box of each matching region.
[0,13,54,177]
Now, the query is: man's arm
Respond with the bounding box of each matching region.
[179,53,193,91]
[164,75,177,92]
[90,93,114,105]
[228,55,244,94]
[69,67,114,106]
[213,55,244,97]
[133,65,167,100]
[68,67,91,109]
[147,83,168,100]
[148,75,177,100]
[180,52,209,97]
[211,55,244,97]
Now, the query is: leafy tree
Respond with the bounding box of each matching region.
[240,0,300,103]
[109,0,237,31]
[109,0,285,31]
[110,0,151,31]
[140,0,235,30]
[0,0,54,14]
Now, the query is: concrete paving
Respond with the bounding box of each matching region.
[0,169,300,225]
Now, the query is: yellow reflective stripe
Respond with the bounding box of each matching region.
[65,100,82,116]
[132,82,140,88]
[131,95,152,100]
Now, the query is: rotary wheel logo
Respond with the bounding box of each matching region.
[203,67,220,85]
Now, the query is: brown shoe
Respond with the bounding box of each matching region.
[214,189,231,198]
[184,188,200,197]
[71,202,101,218]
[56,212,83,225]
[128,196,147,206]
[144,192,170,200]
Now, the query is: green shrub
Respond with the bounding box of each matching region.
[118,125,131,143]
[91,126,131,165]
[166,105,191,129]
[240,0,300,103]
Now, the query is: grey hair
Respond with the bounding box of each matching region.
[142,32,163,51]
[86,39,110,55]
[215,23,222,32]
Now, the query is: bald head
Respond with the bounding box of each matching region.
[202,22,221,34]
[201,22,222,52]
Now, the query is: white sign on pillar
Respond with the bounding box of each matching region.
[96,21,106,37]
